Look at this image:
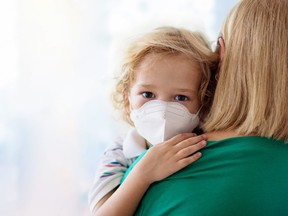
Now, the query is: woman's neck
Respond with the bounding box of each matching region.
[206,130,240,141]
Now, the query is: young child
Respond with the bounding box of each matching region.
[88,26,219,216]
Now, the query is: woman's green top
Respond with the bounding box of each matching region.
[122,136,288,216]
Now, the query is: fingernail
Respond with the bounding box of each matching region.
[201,134,208,140]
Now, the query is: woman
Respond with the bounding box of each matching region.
[123,0,288,215]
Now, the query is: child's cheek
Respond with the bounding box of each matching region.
[130,95,151,109]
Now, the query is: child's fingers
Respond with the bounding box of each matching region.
[176,134,207,149]
[176,140,206,159]
[166,133,197,146]
[177,151,202,168]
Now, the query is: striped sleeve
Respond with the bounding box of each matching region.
[88,136,135,212]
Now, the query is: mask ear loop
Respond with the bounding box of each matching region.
[195,105,203,116]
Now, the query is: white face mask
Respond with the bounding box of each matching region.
[130,100,200,145]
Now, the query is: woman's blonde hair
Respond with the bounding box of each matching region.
[112,26,219,125]
[204,0,288,142]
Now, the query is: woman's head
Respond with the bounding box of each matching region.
[204,0,288,141]
[112,26,218,125]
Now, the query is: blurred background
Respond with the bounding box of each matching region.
[0,0,237,215]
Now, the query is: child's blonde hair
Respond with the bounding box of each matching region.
[112,26,219,125]
[204,0,288,142]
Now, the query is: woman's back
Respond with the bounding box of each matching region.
[126,137,288,215]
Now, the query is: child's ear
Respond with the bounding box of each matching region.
[124,93,132,113]
[123,92,128,102]
[124,93,130,103]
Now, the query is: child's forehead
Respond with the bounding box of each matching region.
[137,52,183,66]
[135,52,201,72]
[131,53,202,87]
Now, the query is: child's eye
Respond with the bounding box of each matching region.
[141,92,155,98]
[175,95,189,101]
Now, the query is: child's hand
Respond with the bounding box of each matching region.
[130,133,207,185]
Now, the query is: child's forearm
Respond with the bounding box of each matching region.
[93,170,150,216]
[92,188,116,214]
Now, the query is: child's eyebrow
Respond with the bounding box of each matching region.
[174,88,197,94]
[135,84,155,88]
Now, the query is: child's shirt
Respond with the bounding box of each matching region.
[88,128,147,212]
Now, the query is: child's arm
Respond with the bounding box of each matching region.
[93,133,207,216]
[88,138,134,213]
[92,189,116,214]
